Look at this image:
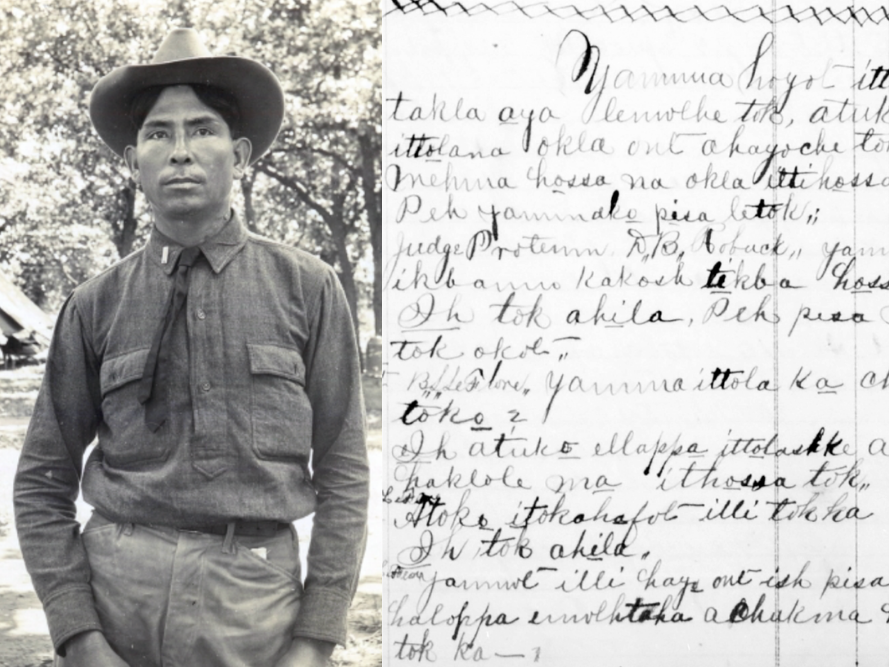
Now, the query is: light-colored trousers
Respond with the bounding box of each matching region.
[59,512,302,667]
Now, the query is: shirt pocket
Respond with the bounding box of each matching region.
[247,343,313,461]
[99,347,172,468]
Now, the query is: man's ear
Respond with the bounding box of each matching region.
[232,137,252,180]
[123,145,139,182]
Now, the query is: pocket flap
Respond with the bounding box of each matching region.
[247,343,305,384]
[101,347,150,395]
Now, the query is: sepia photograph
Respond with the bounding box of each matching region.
[0,1,381,665]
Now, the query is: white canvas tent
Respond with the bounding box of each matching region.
[0,271,53,343]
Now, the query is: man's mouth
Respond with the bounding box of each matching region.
[164,176,202,185]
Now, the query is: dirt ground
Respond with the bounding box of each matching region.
[0,366,382,667]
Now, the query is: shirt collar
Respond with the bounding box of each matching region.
[147,210,249,276]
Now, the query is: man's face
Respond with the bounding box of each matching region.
[125,85,251,223]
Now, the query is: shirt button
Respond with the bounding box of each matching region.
[201,382,211,392]
[197,309,206,320]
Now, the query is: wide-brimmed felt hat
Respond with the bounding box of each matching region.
[90,28,284,164]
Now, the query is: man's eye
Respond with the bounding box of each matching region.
[195,128,213,136]
[146,130,168,140]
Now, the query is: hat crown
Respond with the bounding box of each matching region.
[150,28,212,64]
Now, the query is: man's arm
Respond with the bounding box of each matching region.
[63,630,130,666]
[13,294,105,654]
[274,636,335,667]
[292,265,370,648]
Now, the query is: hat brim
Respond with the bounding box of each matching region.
[89,56,284,165]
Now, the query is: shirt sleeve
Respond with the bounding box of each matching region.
[13,293,104,654]
[292,266,370,646]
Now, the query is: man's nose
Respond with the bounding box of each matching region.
[169,133,192,163]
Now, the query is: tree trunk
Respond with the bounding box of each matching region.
[112,179,138,258]
[358,132,382,335]
[241,172,259,233]
[328,215,360,338]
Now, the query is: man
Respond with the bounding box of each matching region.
[14,28,369,667]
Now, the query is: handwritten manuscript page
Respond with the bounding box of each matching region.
[383,3,889,664]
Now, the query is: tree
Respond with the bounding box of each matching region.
[0,0,381,330]
[0,164,116,309]
[0,2,161,267]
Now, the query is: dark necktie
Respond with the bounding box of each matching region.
[138,246,202,432]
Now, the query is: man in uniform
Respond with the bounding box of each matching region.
[14,28,369,667]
